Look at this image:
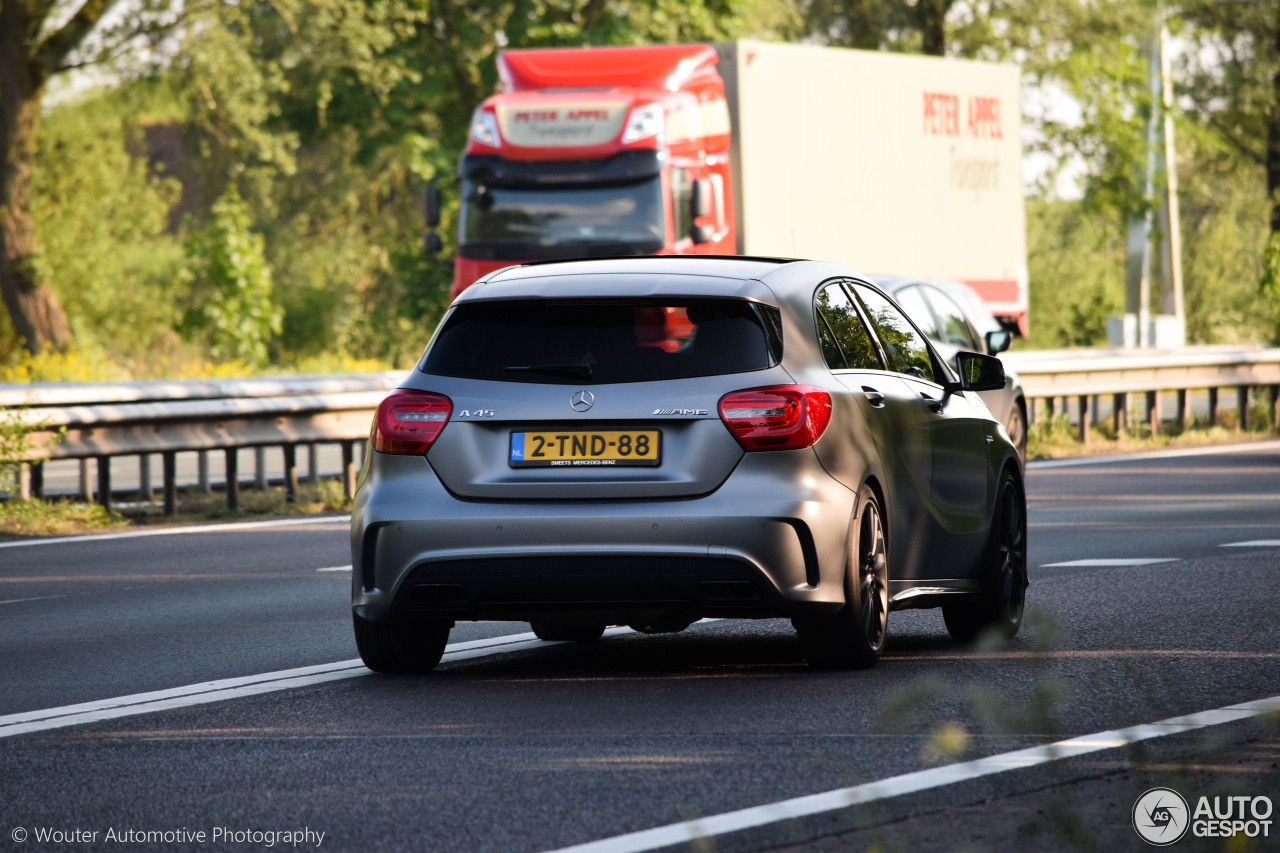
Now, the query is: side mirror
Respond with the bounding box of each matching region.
[424,183,442,229]
[691,223,715,245]
[984,329,1011,354]
[690,178,712,219]
[423,231,443,256]
[951,351,1006,392]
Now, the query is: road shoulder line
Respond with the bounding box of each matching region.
[541,694,1280,853]
[0,628,625,738]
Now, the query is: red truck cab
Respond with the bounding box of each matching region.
[453,44,736,297]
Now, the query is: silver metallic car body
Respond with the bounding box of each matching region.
[352,257,1021,632]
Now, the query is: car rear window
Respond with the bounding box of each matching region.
[421,299,782,384]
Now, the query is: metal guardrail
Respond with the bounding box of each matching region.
[3,348,1279,513]
[1003,345,1280,441]
[1,373,405,513]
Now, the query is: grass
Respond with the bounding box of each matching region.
[0,498,127,537]
[1027,403,1279,460]
[0,478,351,539]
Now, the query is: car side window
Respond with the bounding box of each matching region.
[923,287,979,350]
[850,283,938,383]
[816,311,846,369]
[816,282,883,371]
[892,286,938,340]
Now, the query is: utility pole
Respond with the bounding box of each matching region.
[1120,11,1185,349]
[1157,25,1186,346]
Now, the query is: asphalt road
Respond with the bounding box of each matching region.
[1,442,1278,852]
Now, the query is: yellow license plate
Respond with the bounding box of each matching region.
[509,430,660,467]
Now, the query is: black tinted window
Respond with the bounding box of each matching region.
[851,284,937,383]
[816,283,882,371]
[892,286,938,339]
[924,287,979,350]
[423,299,780,384]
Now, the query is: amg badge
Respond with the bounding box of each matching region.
[652,408,709,416]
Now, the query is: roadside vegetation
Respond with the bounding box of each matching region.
[1027,396,1279,460]
[0,479,352,540]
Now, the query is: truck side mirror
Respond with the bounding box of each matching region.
[424,183,442,229]
[691,224,714,245]
[984,329,1011,354]
[690,178,712,219]
[423,231,443,256]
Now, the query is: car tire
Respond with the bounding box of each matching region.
[943,469,1027,642]
[1006,401,1027,466]
[530,620,607,642]
[353,613,451,673]
[795,485,889,670]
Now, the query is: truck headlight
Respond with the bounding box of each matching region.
[470,109,501,146]
[622,104,664,143]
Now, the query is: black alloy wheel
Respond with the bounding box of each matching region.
[796,485,889,669]
[856,497,890,652]
[943,470,1027,641]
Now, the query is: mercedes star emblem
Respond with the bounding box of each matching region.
[570,390,595,412]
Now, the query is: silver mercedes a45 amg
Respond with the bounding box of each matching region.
[351,257,1027,672]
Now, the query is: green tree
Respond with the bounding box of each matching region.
[0,0,185,353]
[1177,121,1275,343]
[1024,198,1125,349]
[180,186,281,367]
[27,85,184,368]
[795,0,953,55]
[1176,0,1280,333]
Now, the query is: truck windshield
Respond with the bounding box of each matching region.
[458,177,665,260]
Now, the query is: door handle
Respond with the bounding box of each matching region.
[860,386,886,408]
[919,393,943,414]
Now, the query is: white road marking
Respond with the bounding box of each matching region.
[542,693,1280,853]
[1220,540,1280,548]
[0,627,630,739]
[0,515,352,550]
[316,565,353,572]
[1026,439,1280,470]
[1039,558,1179,568]
[0,594,70,606]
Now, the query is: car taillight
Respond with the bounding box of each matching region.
[373,390,452,455]
[718,385,832,452]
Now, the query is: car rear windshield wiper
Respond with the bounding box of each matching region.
[504,362,593,380]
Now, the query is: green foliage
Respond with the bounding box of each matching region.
[0,405,64,495]
[1263,234,1280,344]
[27,84,186,371]
[179,187,282,367]
[1179,122,1275,345]
[0,499,124,538]
[1024,197,1124,348]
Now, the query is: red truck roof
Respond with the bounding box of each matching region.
[498,44,721,93]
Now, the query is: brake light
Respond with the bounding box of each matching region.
[718,385,832,452]
[373,390,452,455]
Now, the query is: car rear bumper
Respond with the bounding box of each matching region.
[351,451,857,623]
